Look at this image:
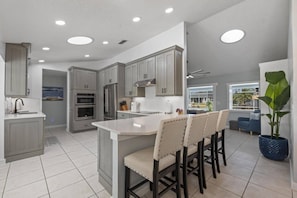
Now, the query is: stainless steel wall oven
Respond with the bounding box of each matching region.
[75,93,95,105]
[75,105,96,120]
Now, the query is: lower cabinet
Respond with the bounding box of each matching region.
[5,118,44,162]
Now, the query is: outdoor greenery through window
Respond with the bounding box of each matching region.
[187,85,214,111]
[229,82,259,110]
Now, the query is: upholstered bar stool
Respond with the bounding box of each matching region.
[124,116,188,198]
[201,111,219,188]
[182,113,208,197]
[215,109,230,172]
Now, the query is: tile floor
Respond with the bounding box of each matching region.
[0,127,295,198]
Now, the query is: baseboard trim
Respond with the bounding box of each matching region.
[45,124,66,129]
[0,158,6,165]
[290,159,297,191]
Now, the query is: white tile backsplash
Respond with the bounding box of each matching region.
[133,86,184,113]
[5,97,41,114]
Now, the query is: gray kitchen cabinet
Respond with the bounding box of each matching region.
[5,117,44,162]
[125,63,145,97]
[104,65,118,85]
[72,68,97,90]
[156,47,183,96]
[5,43,28,96]
[137,57,155,81]
[117,112,130,119]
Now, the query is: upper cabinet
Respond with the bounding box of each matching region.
[5,43,28,97]
[70,67,97,91]
[125,63,145,97]
[101,63,125,86]
[137,57,155,81]
[156,46,183,96]
[104,65,118,85]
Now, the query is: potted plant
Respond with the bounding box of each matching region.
[258,70,290,161]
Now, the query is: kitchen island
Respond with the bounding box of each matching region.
[92,114,179,198]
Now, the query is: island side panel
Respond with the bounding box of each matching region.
[112,134,156,198]
[97,128,113,194]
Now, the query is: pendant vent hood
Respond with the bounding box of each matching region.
[134,79,156,87]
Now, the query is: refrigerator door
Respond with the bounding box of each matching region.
[104,84,118,120]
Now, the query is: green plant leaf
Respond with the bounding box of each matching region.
[258,96,272,106]
[276,111,290,118]
[274,86,290,110]
[265,71,285,84]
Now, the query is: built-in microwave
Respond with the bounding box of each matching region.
[76,93,95,105]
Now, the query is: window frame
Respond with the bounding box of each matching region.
[227,81,260,111]
[187,83,217,111]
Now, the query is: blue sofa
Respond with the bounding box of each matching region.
[237,110,261,135]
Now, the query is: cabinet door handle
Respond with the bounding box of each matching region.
[144,74,147,79]
[164,88,166,93]
[109,79,112,83]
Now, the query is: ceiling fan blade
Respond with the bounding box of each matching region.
[193,71,210,75]
[190,69,203,74]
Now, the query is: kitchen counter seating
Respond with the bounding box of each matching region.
[92,111,229,198]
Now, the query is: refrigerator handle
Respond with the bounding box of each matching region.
[104,88,109,113]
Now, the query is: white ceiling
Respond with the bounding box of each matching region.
[0,0,290,77]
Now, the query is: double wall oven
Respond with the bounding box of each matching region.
[74,93,96,121]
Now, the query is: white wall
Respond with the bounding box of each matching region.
[288,0,297,189]
[0,55,5,164]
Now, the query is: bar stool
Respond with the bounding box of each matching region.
[201,111,219,189]
[124,116,188,198]
[182,113,208,197]
[215,109,230,172]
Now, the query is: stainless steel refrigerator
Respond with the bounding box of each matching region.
[104,84,118,120]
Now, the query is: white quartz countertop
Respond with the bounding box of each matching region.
[92,114,188,136]
[117,110,162,116]
[5,112,46,120]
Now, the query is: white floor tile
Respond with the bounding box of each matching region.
[244,183,291,198]
[46,169,84,192]
[86,175,104,193]
[8,159,42,178]
[3,180,48,198]
[5,168,44,191]
[96,190,111,198]
[50,180,94,198]
[43,161,75,178]
[78,162,97,179]
[71,154,97,168]
[41,154,71,168]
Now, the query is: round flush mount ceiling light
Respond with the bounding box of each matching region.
[55,20,66,26]
[165,7,174,14]
[220,29,245,44]
[132,17,141,22]
[38,60,45,63]
[67,36,93,45]
[84,54,90,58]
[42,47,50,51]
[102,41,109,45]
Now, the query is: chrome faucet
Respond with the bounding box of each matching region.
[14,98,24,113]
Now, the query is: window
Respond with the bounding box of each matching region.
[187,85,215,111]
[228,82,259,110]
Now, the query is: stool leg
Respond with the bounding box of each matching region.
[125,166,130,198]
[211,136,216,179]
[182,148,189,198]
[153,160,159,198]
[201,140,207,189]
[198,142,203,194]
[222,130,227,166]
[215,133,220,173]
[176,151,181,198]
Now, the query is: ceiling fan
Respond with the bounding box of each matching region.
[186,69,210,79]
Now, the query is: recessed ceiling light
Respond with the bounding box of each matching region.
[55,20,66,26]
[102,41,109,45]
[67,36,93,45]
[84,54,90,58]
[42,47,50,51]
[132,17,141,23]
[165,7,174,14]
[220,29,245,44]
[38,60,45,63]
